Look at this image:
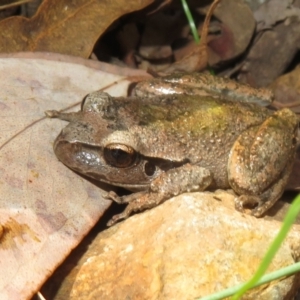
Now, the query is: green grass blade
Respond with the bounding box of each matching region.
[232,194,300,299]
[181,0,200,43]
[196,194,300,300]
[198,261,300,300]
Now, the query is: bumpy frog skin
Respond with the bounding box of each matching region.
[46,73,298,226]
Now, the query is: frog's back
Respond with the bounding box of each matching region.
[130,94,271,156]
[121,94,272,188]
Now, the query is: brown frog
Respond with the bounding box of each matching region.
[46,73,298,226]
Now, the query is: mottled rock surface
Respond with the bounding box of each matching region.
[50,191,300,300]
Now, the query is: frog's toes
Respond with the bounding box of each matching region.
[234,195,263,216]
[104,191,123,203]
[250,200,275,217]
[107,213,126,226]
[107,203,135,226]
[105,190,149,204]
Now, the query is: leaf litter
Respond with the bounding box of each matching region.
[0,0,299,298]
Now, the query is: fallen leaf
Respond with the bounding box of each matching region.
[238,0,300,87]
[254,0,300,30]
[0,0,154,57]
[200,0,255,66]
[162,0,221,73]
[0,52,150,300]
[269,65,300,113]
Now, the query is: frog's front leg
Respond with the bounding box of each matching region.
[107,164,212,226]
[228,108,298,216]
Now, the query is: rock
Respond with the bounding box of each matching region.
[48,190,300,300]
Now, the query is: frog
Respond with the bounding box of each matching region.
[46,72,298,226]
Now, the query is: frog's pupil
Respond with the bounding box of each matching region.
[112,149,126,161]
[104,147,136,168]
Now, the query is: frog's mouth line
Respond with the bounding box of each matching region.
[64,164,151,191]
[68,155,191,191]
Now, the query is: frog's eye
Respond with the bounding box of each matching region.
[104,143,137,168]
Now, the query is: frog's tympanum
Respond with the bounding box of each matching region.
[46,73,298,226]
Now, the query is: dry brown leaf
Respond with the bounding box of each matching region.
[0,52,150,300]
[269,66,300,112]
[237,0,300,87]
[254,0,300,30]
[0,0,154,57]
[0,0,31,10]
[196,0,255,67]
[163,0,221,73]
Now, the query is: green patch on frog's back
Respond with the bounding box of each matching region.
[135,95,272,135]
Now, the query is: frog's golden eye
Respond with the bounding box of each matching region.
[104,143,137,168]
